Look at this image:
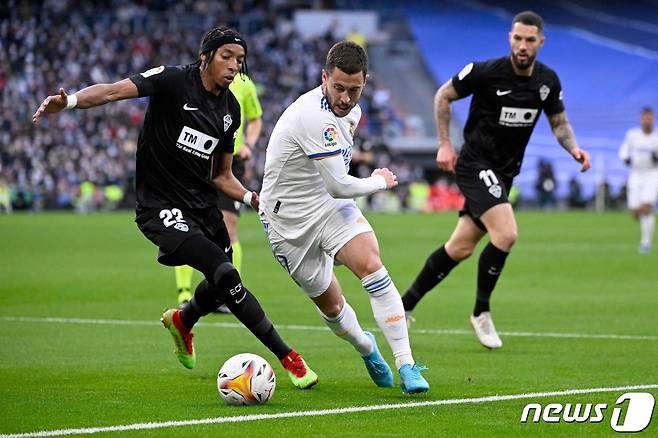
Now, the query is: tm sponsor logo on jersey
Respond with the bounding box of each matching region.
[176,126,219,159]
[496,89,512,96]
[498,106,538,127]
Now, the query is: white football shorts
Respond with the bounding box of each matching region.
[260,199,373,297]
[627,169,658,209]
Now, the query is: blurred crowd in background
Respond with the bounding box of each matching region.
[1,0,430,214]
[0,0,627,215]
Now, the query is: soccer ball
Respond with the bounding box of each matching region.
[217,353,276,405]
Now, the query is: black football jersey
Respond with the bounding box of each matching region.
[452,56,564,178]
[129,64,241,209]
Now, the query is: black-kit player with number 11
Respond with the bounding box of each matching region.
[402,12,591,349]
[32,26,318,389]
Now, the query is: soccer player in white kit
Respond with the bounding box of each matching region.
[619,107,658,253]
[259,41,429,394]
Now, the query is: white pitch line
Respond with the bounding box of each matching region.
[2,316,657,341]
[2,383,657,438]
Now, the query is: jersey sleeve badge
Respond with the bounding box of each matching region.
[323,126,338,147]
[458,62,474,81]
[140,65,165,78]
[223,114,233,132]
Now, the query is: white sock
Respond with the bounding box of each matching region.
[362,266,414,369]
[640,213,655,247]
[318,300,373,356]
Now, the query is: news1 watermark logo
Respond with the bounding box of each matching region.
[521,392,655,432]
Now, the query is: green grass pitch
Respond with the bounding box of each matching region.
[1,211,656,437]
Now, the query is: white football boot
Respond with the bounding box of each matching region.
[469,311,503,349]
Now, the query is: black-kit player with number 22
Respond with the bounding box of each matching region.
[32,26,318,389]
[402,11,591,349]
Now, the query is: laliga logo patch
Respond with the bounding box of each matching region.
[489,184,502,198]
[224,114,233,132]
[324,126,338,143]
[539,85,550,102]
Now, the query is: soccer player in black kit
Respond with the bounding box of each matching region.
[32,26,318,388]
[402,11,591,349]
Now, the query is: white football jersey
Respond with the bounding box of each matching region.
[619,127,658,171]
[260,86,361,240]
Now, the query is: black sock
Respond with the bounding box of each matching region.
[172,235,293,359]
[402,245,459,311]
[181,275,291,359]
[226,288,292,360]
[179,280,213,329]
[473,242,509,316]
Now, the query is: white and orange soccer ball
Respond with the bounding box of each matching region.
[217,353,276,405]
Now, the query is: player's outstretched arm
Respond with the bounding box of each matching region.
[313,155,395,199]
[547,111,591,172]
[213,152,259,209]
[434,79,460,173]
[32,79,139,125]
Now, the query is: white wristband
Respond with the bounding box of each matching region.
[372,174,388,190]
[242,191,253,205]
[65,93,78,110]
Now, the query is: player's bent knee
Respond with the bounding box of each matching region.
[447,242,475,261]
[359,258,384,278]
[460,245,477,260]
[318,301,343,318]
[211,261,240,286]
[491,230,518,251]
[208,262,244,303]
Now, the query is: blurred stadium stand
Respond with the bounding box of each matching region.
[402,0,658,203]
[1,0,414,212]
[2,0,657,211]
[340,0,658,205]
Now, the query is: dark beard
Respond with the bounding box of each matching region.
[511,52,536,71]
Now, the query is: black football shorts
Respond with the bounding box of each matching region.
[455,163,513,231]
[216,157,246,216]
[135,205,231,266]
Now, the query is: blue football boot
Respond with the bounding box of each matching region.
[399,363,429,394]
[362,331,394,387]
